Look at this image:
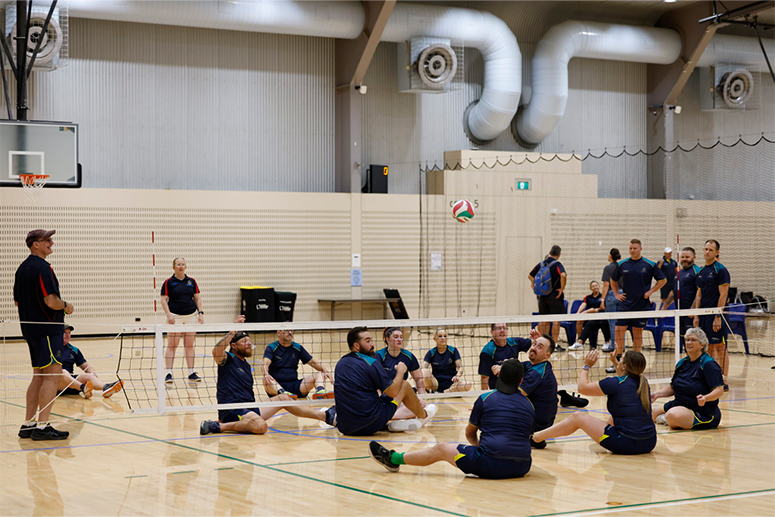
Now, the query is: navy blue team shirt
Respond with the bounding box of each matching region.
[660,258,678,289]
[670,353,724,414]
[334,352,395,435]
[582,293,603,310]
[13,255,65,339]
[469,390,534,461]
[519,360,558,430]
[216,351,256,406]
[598,375,656,439]
[161,275,200,315]
[264,341,313,382]
[376,348,420,381]
[676,264,701,309]
[61,344,87,375]
[478,338,531,389]
[424,346,461,386]
[696,261,730,308]
[611,257,665,311]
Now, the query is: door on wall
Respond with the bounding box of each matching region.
[506,236,543,315]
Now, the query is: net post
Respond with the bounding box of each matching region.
[673,307,681,366]
[155,324,166,415]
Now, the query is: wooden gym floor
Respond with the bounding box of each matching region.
[1,348,774,516]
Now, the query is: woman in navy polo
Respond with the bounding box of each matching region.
[160,257,204,383]
[422,328,472,393]
[651,327,725,430]
[533,349,656,455]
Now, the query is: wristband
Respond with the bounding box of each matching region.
[198,311,204,314]
[63,301,68,311]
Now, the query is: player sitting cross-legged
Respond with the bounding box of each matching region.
[200,316,332,436]
[58,325,123,399]
[262,328,333,400]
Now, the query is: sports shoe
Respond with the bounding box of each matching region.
[558,389,589,408]
[318,407,337,428]
[18,423,36,439]
[31,424,69,441]
[530,436,547,449]
[165,373,173,384]
[200,420,221,435]
[387,418,422,432]
[369,441,400,472]
[601,343,615,353]
[188,372,203,382]
[312,388,335,400]
[276,389,298,400]
[554,344,566,352]
[723,384,729,392]
[102,380,124,398]
[568,342,584,350]
[79,381,94,399]
[605,366,616,374]
[419,403,438,427]
[655,414,668,426]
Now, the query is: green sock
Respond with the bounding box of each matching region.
[390,452,405,465]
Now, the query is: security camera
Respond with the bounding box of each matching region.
[355,84,367,95]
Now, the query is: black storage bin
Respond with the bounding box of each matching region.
[241,286,276,323]
[275,292,297,322]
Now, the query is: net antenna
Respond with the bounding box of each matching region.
[19,173,48,201]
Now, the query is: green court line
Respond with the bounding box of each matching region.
[529,487,775,517]
[21,412,466,517]
[170,470,197,475]
[723,408,775,417]
[264,456,369,467]
[125,475,148,479]
[214,467,233,471]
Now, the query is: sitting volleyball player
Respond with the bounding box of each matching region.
[59,325,124,399]
[262,328,334,399]
[533,350,656,455]
[478,323,532,390]
[651,327,725,430]
[369,359,534,479]
[376,327,426,394]
[326,326,436,435]
[200,317,331,435]
[422,328,472,393]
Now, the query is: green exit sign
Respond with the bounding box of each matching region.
[516,179,531,191]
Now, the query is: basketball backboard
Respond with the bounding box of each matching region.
[0,120,80,187]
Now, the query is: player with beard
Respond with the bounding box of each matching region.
[329,326,437,435]
[199,316,329,435]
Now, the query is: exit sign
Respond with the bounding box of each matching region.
[516,179,531,190]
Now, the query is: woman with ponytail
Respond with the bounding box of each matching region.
[532,349,656,455]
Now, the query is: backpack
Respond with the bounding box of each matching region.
[533,259,557,296]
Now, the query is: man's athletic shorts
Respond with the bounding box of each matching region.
[538,296,565,315]
[660,284,673,300]
[171,312,198,325]
[698,315,726,345]
[616,315,648,329]
[436,377,454,393]
[598,424,656,455]
[277,378,304,397]
[337,396,398,436]
[663,399,721,430]
[454,445,531,479]
[219,407,262,424]
[26,334,64,369]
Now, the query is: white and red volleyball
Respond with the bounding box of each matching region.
[452,199,475,223]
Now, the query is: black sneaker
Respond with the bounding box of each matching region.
[724,384,729,392]
[18,423,36,439]
[369,441,399,472]
[554,344,566,352]
[31,425,69,441]
[605,366,616,374]
[200,420,221,435]
[530,436,547,449]
[165,373,173,384]
[558,389,589,408]
[188,372,202,382]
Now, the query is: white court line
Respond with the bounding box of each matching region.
[556,489,775,517]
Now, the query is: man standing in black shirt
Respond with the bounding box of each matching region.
[14,229,74,441]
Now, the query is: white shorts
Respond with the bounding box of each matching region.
[171,312,199,325]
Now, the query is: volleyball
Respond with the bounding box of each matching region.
[452,199,475,223]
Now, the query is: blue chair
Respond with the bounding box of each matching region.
[645,303,674,352]
[561,299,583,344]
[725,303,749,354]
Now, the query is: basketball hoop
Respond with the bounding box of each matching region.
[19,174,49,201]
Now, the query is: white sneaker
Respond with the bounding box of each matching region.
[387,418,422,432]
[568,342,584,350]
[655,414,668,426]
[601,343,615,353]
[420,404,438,427]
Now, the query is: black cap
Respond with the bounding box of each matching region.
[495,359,524,395]
[230,331,249,344]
